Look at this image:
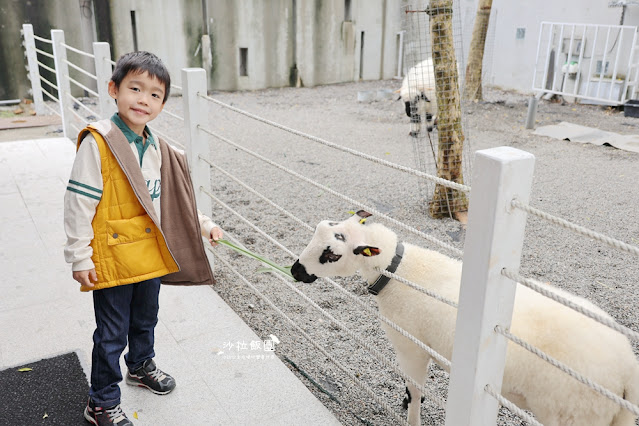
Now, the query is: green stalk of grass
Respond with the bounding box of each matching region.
[217,239,295,281]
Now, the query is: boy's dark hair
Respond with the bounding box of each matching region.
[111,51,171,103]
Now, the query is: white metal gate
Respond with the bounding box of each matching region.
[532,21,639,105]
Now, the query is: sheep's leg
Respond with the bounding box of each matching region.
[397,352,431,426]
[409,99,421,137]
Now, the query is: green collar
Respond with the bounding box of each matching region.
[111,113,156,149]
[111,113,157,166]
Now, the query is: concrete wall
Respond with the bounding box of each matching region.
[100,0,405,91]
[108,0,203,92]
[0,0,95,100]
[204,0,295,91]
[203,0,403,90]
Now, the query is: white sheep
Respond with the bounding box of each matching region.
[400,58,437,137]
[291,211,639,426]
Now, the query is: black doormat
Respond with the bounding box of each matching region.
[0,352,89,425]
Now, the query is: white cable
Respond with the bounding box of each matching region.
[68,76,99,98]
[160,109,184,121]
[496,325,639,417]
[199,155,313,232]
[502,268,639,342]
[37,60,56,75]
[198,92,470,194]
[35,48,55,59]
[511,199,639,257]
[41,87,59,103]
[214,252,411,425]
[484,384,543,426]
[65,59,98,81]
[67,94,99,118]
[147,125,185,149]
[201,189,448,407]
[61,42,95,58]
[198,124,463,257]
[33,34,52,44]
[376,269,458,308]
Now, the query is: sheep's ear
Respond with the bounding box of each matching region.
[353,246,381,257]
[350,210,372,224]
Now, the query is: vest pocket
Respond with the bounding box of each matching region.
[106,215,157,245]
[105,215,167,278]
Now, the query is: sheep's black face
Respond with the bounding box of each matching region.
[294,212,376,281]
[291,260,317,283]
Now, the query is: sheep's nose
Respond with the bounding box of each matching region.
[291,260,317,283]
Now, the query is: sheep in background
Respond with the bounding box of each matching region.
[291,210,639,426]
[400,58,437,137]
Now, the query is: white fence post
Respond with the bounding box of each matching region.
[93,42,116,119]
[182,68,212,216]
[51,29,73,139]
[445,147,535,426]
[22,24,45,116]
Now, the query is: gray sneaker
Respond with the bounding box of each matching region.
[84,398,133,426]
[126,359,176,395]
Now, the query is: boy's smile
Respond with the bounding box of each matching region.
[108,71,165,136]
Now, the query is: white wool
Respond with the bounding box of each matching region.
[295,214,639,426]
[399,58,438,135]
[400,58,437,104]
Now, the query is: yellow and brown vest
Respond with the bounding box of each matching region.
[77,125,179,291]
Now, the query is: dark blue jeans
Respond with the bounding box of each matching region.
[89,277,161,407]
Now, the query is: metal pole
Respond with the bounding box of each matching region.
[445,146,535,426]
[525,93,541,129]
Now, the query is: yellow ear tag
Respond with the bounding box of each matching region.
[359,218,367,224]
[363,248,372,256]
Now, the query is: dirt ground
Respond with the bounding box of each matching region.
[14,81,639,425]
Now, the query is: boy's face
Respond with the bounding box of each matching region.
[108,71,165,135]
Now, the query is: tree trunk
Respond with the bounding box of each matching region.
[463,0,493,101]
[428,0,468,219]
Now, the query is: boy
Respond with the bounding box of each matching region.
[64,51,223,426]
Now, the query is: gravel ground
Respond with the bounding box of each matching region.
[151,81,639,425]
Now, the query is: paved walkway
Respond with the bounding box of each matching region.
[0,136,340,425]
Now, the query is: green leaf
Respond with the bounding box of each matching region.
[217,239,295,281]
[18,367,33,372]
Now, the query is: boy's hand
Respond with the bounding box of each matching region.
[73,269,97,288]
[209,227,223,246]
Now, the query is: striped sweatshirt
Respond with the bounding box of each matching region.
[64,115,217,272]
